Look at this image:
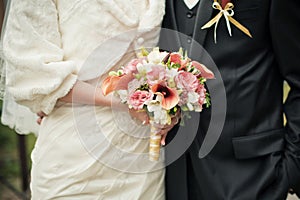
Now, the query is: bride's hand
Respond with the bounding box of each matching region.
[36,111,47,125]
[158,110,181,146]
[129,108,181,146]
[128,108,150,125]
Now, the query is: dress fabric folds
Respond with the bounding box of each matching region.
[2,0,166,199]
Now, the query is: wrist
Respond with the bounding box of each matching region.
[94,87,111,106]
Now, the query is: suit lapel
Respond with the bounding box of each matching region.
[169,0,179,31]
[192,0,214,46]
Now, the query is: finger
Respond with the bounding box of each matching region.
[143,114,150,124]
[137,112,149,124]
[36,117,42,125]
[171,110,181,122]
[161,133,167,146]
[160,120,177,131]
[142,119,150,125]
[175,108,181,116]
[37,111,46,117]
[171,116,179,126]
[159,126,171,134]
[158,126,172,136]
[37,112,43,117]
[129,109,150,124]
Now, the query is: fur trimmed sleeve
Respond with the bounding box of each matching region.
[3,0,78,114]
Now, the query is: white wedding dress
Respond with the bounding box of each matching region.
[2,0,166,199]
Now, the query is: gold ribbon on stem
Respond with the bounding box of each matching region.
[201,0,252,43]
[149,121,163,161]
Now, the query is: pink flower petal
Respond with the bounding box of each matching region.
[114,73,135,91]
[101,73,134,95]
[101,75,123,96]
[191,61,215,79]
[151,83,179,110]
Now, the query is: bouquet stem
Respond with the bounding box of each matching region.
[149,125,161,161]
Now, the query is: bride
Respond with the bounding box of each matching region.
[2,0,170,199]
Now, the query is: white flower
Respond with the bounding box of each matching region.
[194,105,203,112]
[187,102,194,111]
[146,95,162,112]
[188,92,200,104]
[147,48,168,64]
[146,95,171,125]
[167,78,176,88]
[136,63,153,75]
[165,68,179,88]
[116,90,128,103]
[166,68,179,79]
[153,109,171,125]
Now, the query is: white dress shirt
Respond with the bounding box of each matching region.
[183,0,200,9]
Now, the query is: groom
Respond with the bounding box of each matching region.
[159,0,300,199]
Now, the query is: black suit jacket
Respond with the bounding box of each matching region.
[160,0,300,199]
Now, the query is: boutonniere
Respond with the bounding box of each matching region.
[201,0,252,43]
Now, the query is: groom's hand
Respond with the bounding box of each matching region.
[159,110,181,146]
[128,108,181,146]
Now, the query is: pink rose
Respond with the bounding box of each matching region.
[128,90,152,110]
[175,71,199,91]
[170,53,182,64]
[123,58,144,74]
[196,84,207,105]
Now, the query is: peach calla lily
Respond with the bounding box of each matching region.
[151,83,179,110]
[191,61,215,79]
[101,73,134,96]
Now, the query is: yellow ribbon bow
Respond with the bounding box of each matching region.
[201,1,252,43]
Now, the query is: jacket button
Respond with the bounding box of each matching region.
[187,11,194,18]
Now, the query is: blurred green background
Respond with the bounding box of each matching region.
[0,100,36,199]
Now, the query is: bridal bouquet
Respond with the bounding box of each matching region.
[102,48,214,161]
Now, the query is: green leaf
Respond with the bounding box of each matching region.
[205,93,211,108]
[140,47,149,56]
[108,71,119,76]
[172,63,181,69]
[137,84,150,91]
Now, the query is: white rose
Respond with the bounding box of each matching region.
[147,48,168,64]
[188,92,200,104]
